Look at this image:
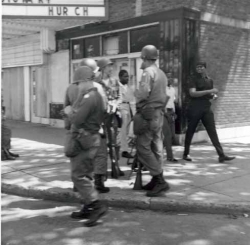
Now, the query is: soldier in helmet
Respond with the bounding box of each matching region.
[134,45,170,197]
[64,66,107,227]
[95,58,124,179]
[79,58,110,193]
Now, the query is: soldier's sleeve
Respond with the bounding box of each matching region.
[116,80,123,107]
[64,87,70,107]
[135,70,152,103]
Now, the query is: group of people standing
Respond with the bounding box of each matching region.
[63,44,235,226]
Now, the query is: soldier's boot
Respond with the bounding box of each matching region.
[84,200,108,227]
[115,146,125,176]
[142,176,157,191]
[146,172,170,197]
[8,150,19,158]
[71,205,92,219]
[94,174,110,193]
[3,149,16,160]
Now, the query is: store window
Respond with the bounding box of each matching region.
[103,35,119,55]
[130,25,160,53]
[84,36,100,57]
[72,39,84,59]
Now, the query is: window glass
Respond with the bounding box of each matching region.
[130,25,160,53]
[84,36,100,57]
[72,39,84,59]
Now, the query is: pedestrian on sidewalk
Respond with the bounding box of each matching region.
[118,69,134,159]
[64,66,107,227]
[183,61,235,163]
[134,45,170,197]
[162,73,178,162]
[1,103,19,161]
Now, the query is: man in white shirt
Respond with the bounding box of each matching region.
[162,74,178,162]
[118,70,134,159]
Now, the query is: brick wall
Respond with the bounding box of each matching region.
[109,0,250,23]
[107,0,250,129]
[199,22,250,128]
[109,0,136,23]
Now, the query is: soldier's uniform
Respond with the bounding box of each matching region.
[66,66,107,227]
[134,45,170,197]
[94,58,124,185]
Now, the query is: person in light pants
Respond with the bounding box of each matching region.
[118,70,134,159]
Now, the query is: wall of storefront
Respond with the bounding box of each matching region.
[2,32,68,128]
[106,0,250,139]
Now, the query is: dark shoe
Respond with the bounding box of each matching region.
[142,176,156,191]
[167,158,178,163]
[122,151,134,159]
[118,168,125,177]
[2,149,16,160]
[94,174,110,193]
[183,155,192,161]
[219,155,235,163]
[71,205,91,219]
[146,173,170,197]
[8,151,19,158]
[84,200,108,227]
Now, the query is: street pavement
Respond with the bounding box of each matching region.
[1,120,250,214]
[2,194,250,245]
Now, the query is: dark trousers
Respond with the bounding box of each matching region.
[184,101,224,157]
[162,110,175,159]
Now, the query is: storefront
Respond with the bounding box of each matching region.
[56,7,200,143]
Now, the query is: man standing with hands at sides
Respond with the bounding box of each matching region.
[118,70,134,159]
[183,61,235,163]
[95,58,124,180]
[162,73,178,162]
[134,45,170,197]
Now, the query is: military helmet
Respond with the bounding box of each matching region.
[97,58,113,70]
[141,45,158,60]
[80,58,99,73]
[73,66,94,83]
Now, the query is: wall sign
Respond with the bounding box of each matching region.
[2,0,108,19]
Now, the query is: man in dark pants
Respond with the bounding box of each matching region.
[183,61,235,163]
[134,45,170,197]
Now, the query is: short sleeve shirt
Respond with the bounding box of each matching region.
[188,73,214,100]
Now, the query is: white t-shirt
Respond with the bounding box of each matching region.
[166,86,176,111]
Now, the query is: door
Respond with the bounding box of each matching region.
[2,67,25,120]
[30,66,49,123]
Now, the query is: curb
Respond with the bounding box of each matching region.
[2,182,250,215]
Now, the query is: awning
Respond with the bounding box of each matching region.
[2,0,108,41]
[2,19,98,40]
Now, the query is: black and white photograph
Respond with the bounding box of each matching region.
[1,0,250,244]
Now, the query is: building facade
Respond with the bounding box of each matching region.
[2,0,250,143]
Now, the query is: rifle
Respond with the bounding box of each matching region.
[107,112,122,179]
[127,137,143,190]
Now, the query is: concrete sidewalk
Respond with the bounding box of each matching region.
[1,120,250,214]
